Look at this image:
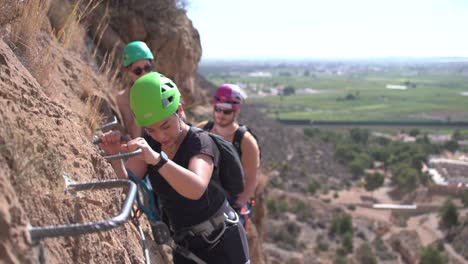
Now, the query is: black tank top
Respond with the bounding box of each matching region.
[145,126,226,229]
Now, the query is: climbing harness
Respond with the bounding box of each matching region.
[126,169,207,264]
[237,198,255,228]
[174,200,239,246]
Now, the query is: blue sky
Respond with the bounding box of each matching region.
[186,0,468,60]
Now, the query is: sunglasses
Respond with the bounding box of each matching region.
[131,64,153,76]
[214,106,234,115]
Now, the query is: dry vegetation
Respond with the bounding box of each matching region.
[8,0,52,85]
[1,0,121,207]
[83,95,104,138]
[0,120,65,198]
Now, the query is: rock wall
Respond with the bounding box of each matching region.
[85,0,209,109]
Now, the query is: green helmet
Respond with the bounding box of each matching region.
[122,41,154,67]
[130,72,181,127]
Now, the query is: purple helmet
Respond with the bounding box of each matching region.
[213,84,244,110]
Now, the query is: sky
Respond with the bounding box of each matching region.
[186,0,468,60]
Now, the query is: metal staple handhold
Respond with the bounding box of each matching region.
[28,179,137,241]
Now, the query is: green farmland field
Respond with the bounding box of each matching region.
[202,64,468,122]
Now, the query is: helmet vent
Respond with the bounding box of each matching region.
[162,98,169,108]
[161,83,174,93]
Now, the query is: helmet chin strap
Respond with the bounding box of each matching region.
[167,113,185,154]
[175,113,182,133]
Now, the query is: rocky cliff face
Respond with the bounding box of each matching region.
[0,0,205,263]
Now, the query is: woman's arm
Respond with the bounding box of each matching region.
[124,137,214,200]
[158,153,214,200]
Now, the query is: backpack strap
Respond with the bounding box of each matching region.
[202,120,214,132]
[233,125,247,158]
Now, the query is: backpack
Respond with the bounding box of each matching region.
[192,127,245,204]
[202,120,261,160]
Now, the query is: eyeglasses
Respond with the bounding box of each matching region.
[131,64,153,76]
[214,106,234,115]
[213,96,239,105]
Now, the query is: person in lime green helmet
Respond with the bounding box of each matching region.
[100,72,250,264]
[117,41,155,139]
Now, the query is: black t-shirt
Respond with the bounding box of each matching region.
[144,126,225,229]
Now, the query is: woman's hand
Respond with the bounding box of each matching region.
[99,131,125,155]
[122,137,160,165]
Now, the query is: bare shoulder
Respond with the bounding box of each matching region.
[116,89,129,104]
[241,131,259,150]
[194,120,209,129]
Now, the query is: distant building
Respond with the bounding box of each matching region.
[248,71,272,77]
[395,132,416,142]
[385,84,407,90]
[428,134,452,144]
[258,87,280,96]
[296,88,320,95]
[427,157,468,186]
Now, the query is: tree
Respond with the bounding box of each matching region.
[345,93,356,100]
[308,179,321,194]
[342,231,353,254]
[356,152,374,168]
[452,129,462,140]
[349,159,366,177]
[420,246,447,264]
[330,213,353,236]
[403,80,417,88]
[391,164,420,190]
[334,143,359,163]
[375,136,391,146]
[370,148,390,163]
[304,128,320,138]
[349,128,369,144]
[409,128,420,137]
[461,190,468,207]
[365,173,385,191]
[444,140,459,152]
[410,152,427,171]
[356,243,377,264]
[416,133,431,144]
[439,199,458,229]
[283,86,295,96]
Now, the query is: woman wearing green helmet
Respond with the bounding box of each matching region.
[117,41,155,139]
[100,72,250,264]
[117,41,187,139]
